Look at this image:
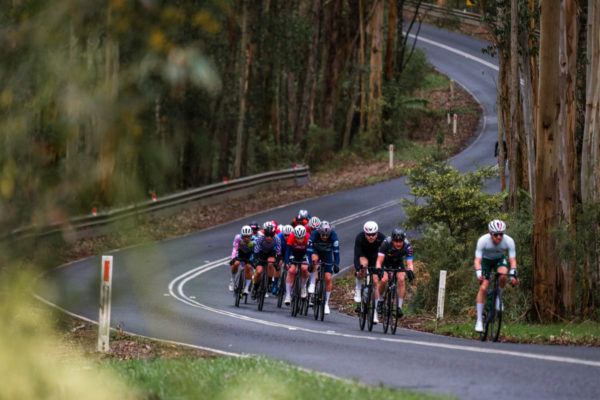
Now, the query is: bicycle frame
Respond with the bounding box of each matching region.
[480,271,504,342]
[359,266,377,331]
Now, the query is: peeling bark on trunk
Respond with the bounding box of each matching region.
[234,0,249,178]
[509,0,519,210]
[533,0,561,322]
[384,0,397,80]
[367,0,383,143]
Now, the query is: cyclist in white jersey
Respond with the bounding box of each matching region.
[474,219,519,332]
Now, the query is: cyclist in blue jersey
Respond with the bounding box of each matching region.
[474,219,519,332]
[273,224,294,294]
[307,220,340,315]
[374,228,415,323]
[229,225,255,294]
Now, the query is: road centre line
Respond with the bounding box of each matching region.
[170,262,600,368]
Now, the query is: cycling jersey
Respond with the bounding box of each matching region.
[254,234,281,260]
[285,233,309,263]
[353,232,386,268]
[231,234,255,261]
[378,237,414,270]
[307,229,340,266]
[277,232,291,261]
[292,217,309,227]
[475,233,516,260]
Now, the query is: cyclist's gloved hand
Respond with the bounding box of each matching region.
[354,264,361,273]
[333,264,339,274]
[229,258,236,266]
[406,270,415,282]
[376,269,384,279]
[308,264,314,273]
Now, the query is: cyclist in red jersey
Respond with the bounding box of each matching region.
[284,225,310,305]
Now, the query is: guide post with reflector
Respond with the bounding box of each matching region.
[436,270,447,320]
[389,144,394,169]
[98,255,113,353]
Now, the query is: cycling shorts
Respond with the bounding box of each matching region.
[314,252,334,274]
[256,250,277,266]
[481,256,508,280]
[381,263,406,273]
[289,254,309,265]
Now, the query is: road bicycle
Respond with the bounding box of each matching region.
[276,264,288,308]
[289,260,309,317]
[312,261,332,321]
[253,257,273,312]
[480,271,505,342]
[380,268,402,335]
[233,259,251,307]
[358,266,377,331]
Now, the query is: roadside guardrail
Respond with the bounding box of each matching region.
[7,165,310,241]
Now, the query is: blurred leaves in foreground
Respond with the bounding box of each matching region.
[0,0,224,246]
[0,268,135,399]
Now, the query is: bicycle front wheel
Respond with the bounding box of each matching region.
[257,274,267,311]
[318,279,325,321]
[390,289,399,335]
[367,286,375,332]
[490,291,503,342]
[277,269,287,308]
[358,285,367,330]
[234,270,244,307]
[382,291,390,334]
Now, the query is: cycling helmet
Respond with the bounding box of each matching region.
[249,221,259,231]
[391,228,406,241]
[263,221,274,230]
[282,224,294,235]
[263,225,276,237]
[270,220,279,231]
[294,225,307,239]
[298,209,309,219]
[319,221,332,236]
[488,219,506,234]
[309,216,321,229]
[241,225,253,236]
[363,221,379,235]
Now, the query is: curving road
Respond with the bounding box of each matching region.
[39,24,600,400]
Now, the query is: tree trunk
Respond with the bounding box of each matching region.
[497,56,506,193]
[321,0,343,131]
[533,0,561,322]
[234,0,249,178]
[556,0,578,314]
[581,0,600,316]
[384,0,398,80]
[519,29,536,201]
[295,0,320,142]
[359,0,366,133]
[367,0,383,144]
[509,0,519,210]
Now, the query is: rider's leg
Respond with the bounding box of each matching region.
[496,266,508,309]
[244,263,253,291]
[396,271,406,308]
[286,264,297,298]
[476,278,490,322]
[300,263,309,287]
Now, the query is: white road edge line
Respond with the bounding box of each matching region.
[170,262,600,368]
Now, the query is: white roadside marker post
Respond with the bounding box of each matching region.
[453,114,458,135]
[389,144,394,169]
[98,255,113,353]
[436,270,447,320]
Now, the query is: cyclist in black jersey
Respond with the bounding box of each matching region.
[374,228,415,321]
[353,221,386,304]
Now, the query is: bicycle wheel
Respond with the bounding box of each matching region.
[367,286,375,332]
[382,290,390,334]
[318,279,325,321]
[234,270,244,307]
[358,285,367,330]
[313,279,321,320]
[490,291,503,342]
[290,275,299,317]
[481,307,494,342]
[257,273,267,311]
[277,269,287,308]
[390,289,399,335]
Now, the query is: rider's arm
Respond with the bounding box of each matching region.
[404,241,414,271]
[353,234,363,269]
[474,257,483,280]
[231,235,240,260]
[332,231,340,266]
[307,232,315,264]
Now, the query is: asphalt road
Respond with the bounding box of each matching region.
[39,24,600,400]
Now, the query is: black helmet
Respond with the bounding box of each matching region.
[264,225,276,237]
[249,221,259,231]
[391,228,405,241]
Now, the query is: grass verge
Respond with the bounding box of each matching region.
[103,356,456,400]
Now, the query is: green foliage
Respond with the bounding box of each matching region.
[401,159,503,237]
[304,124,340,167]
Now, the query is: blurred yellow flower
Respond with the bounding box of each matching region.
[150,31,166,51]
[193,10,221,34]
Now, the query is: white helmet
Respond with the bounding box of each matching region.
[241,225,253,236]
[263,221,275,230]
[282,224,294,235]
[488,219,506,234]
[363,221,379,235]
[309,216,321,229]
[294,225,307,239]
[298,209,309,219]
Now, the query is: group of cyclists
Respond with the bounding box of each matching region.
[228,206,519,333]
[228,209,416,322]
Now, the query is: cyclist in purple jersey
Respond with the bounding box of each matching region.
[252,223,281,298]
[229,225,255,293]
[273,225,293,294]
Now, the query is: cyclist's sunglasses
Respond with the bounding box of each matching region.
[365,232,377,237]
[492,233,504,238]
